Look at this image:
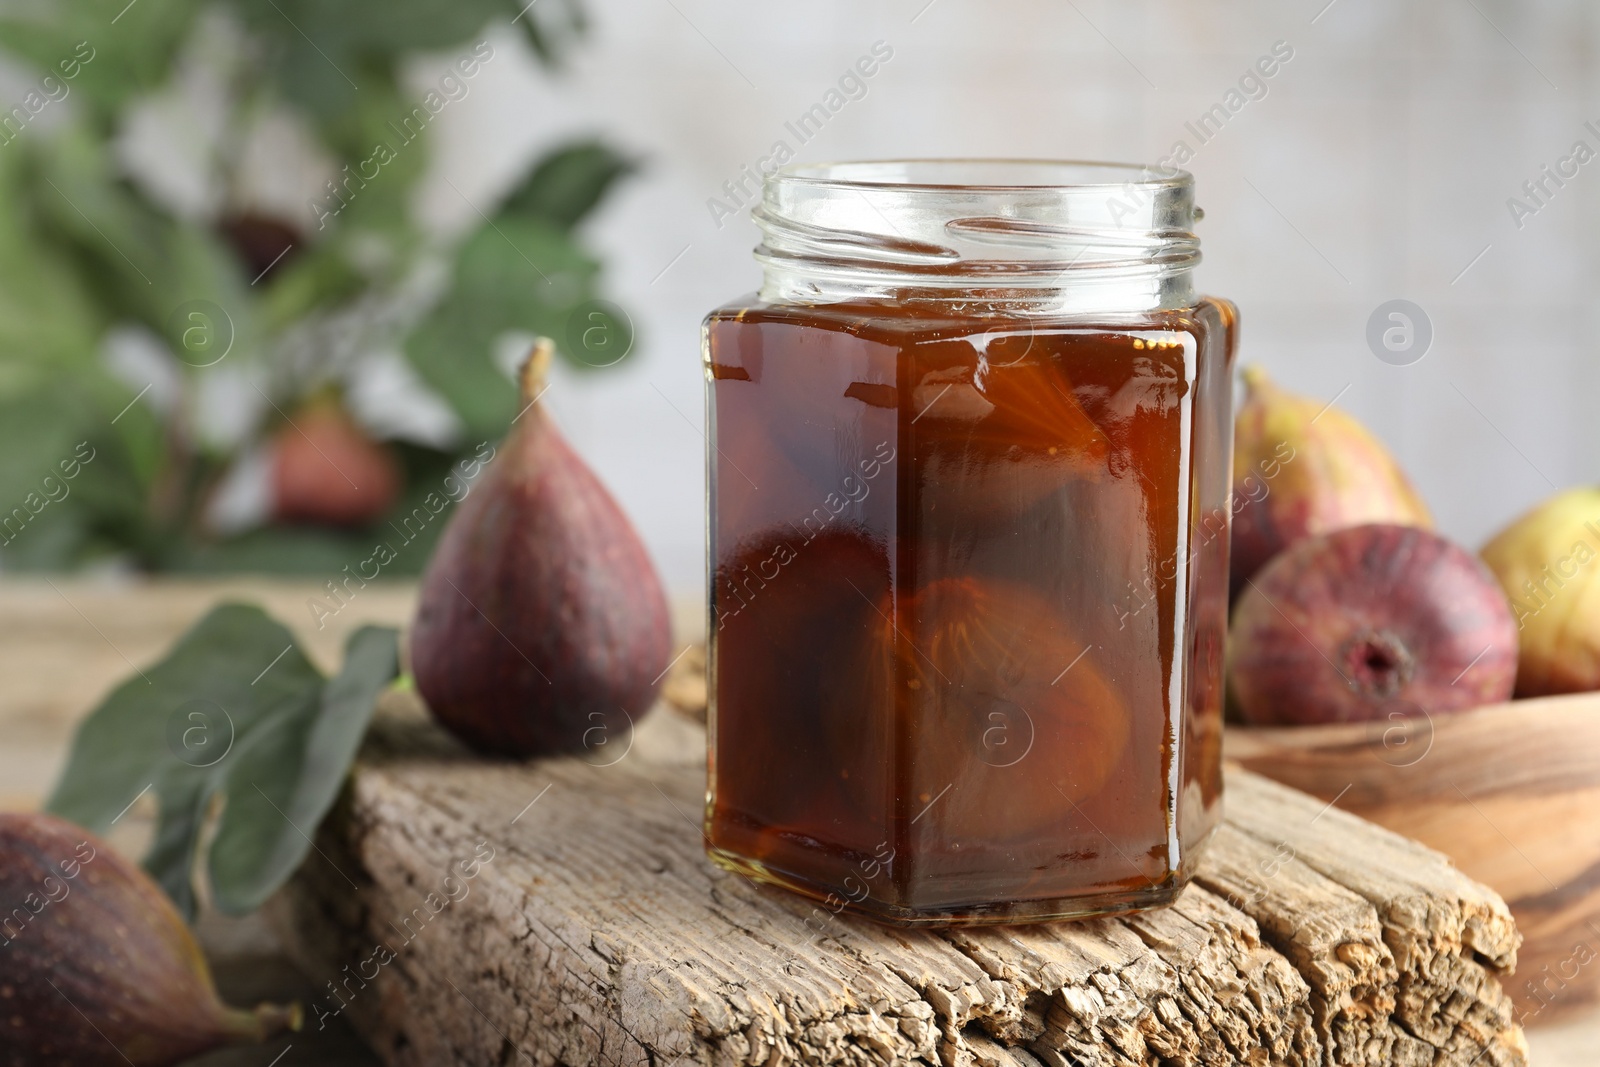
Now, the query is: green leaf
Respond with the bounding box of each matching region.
[500,139,637,231]
[232,0,501,57]
[46,604,399,918]
[142,773,209,918]
[0,0,206,120]
[230,0,509,123]
[404,215,600,438]
[27,128,257,349]
[502,0,587,65]
[256,242,369,331]
[0,386,91,507]
[207,624,397,913]
[0,144,104,372]
[168,526,377,576]
[0,380,122,569]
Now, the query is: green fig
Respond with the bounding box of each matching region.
[0,813,300,1066]
[1481,487,1600,696]
[1231,367,1432,597]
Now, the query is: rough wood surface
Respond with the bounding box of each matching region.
[273,695,1529,1067]
[1227,693,1600,1025]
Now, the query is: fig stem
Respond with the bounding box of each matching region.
[218,1001,304,1043]
[519,338,557,407]
[1240,364,1271,393]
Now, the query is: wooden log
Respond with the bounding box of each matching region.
[272,696,1529,1067]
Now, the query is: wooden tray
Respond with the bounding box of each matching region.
[1227,692,1600,1025]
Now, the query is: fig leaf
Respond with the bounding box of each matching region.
[46,603,398,919]
[500,140,639,232]
[404,215,600,438]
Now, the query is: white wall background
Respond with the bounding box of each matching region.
[419,0,1600,597]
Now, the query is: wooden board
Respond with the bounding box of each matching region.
[2,578,1593,1064]
[272,693,1530,1067]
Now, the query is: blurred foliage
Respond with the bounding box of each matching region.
[0,0,634,573]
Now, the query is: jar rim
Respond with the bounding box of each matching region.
[771,158,1192,194]
[755,157,1201,312]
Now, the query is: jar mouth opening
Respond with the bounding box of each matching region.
[756,157,1201,312]
[773,158,1191,193]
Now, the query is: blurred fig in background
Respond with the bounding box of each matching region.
[1229,523,1517,725]
[1481,487,1600,696]
[218,212,301,283]
[269,396,401,527]
[0,813,299,1067]
[411,340,672,758]
[1231,367,1433,598]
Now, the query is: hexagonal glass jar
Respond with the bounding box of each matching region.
[703,160,1236,926]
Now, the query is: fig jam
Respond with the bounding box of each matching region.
[703,161,1237,925]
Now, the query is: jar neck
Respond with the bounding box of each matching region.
[753,160,1201,314]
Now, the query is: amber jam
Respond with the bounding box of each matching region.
[703,161,1237,926]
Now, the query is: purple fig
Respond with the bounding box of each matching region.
[0,813,299,1067]
[270,396,401,528]
[1231,367,1432,598]
[1228,523,1517,725]
[218,211,301,282]
[411,339,673,757]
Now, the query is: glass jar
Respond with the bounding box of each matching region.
[702,160,1236,926]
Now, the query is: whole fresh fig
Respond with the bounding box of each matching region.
[1229,523,1517,725]
[1231,367,1432,597]
[411,340,672,757]
[270,395,401,527]
[0,813,299,1066]
[1481,487,1600,696]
